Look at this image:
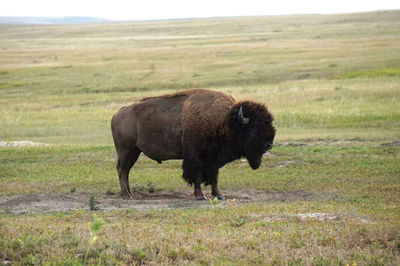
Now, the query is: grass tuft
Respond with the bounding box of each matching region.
[131,181,163,193]
[88,193,99,211]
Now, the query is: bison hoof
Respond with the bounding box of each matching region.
[121,193,133,200]
[195,196,207,201]
[213,195,225,201]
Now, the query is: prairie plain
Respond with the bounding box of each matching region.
[0,10,400,265]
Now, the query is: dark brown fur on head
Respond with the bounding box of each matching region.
[224,101,276,169]
[229,101,274,125]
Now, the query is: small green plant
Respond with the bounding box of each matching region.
[70,187,76,193]
[230,215,246,228]
[84,214,104,264]
[208,197,219,208]
[12,238,24,251]
[106,189,114,195]
[208,197,223,219]
[88,193,99,211]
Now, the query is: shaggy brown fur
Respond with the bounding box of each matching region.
[181,89,235,148]
[111,89,275,200]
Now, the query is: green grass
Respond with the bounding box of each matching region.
[1,145,399,204]
[0,79,399,145]
[335,67,400,79]
[0,10,400,264]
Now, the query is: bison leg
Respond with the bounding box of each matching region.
[211,180,225,200]
[182,151,206,200]
[194,182,207,200]
[116,147,141,199]
[207,168,225,200]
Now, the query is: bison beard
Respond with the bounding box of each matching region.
[111,89,275,200]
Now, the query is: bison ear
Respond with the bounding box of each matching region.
[238,106,250,124]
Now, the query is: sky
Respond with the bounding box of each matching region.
[1,0,399,21]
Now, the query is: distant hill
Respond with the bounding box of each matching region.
[0,16,108,25]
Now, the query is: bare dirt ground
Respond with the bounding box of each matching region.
[278,139,364,147]
[0,140,51,147]
[0,190,313,214]
[381,140,400,147]
[278,139,400,147]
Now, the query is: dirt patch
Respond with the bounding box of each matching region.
[0,140,50,147]
[0,190,313,214]
[381,140,400,147]
[274,160,299,168]
[278,139,363,147]
[250,212,369,223]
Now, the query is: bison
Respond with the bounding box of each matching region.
[111,89,275,200]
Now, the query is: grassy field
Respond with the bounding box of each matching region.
[1,10,400,265]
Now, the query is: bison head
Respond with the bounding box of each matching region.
[229,101,275,170]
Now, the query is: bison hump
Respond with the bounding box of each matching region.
[181,90,235,148]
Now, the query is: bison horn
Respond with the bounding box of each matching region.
[238,106,250,124]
